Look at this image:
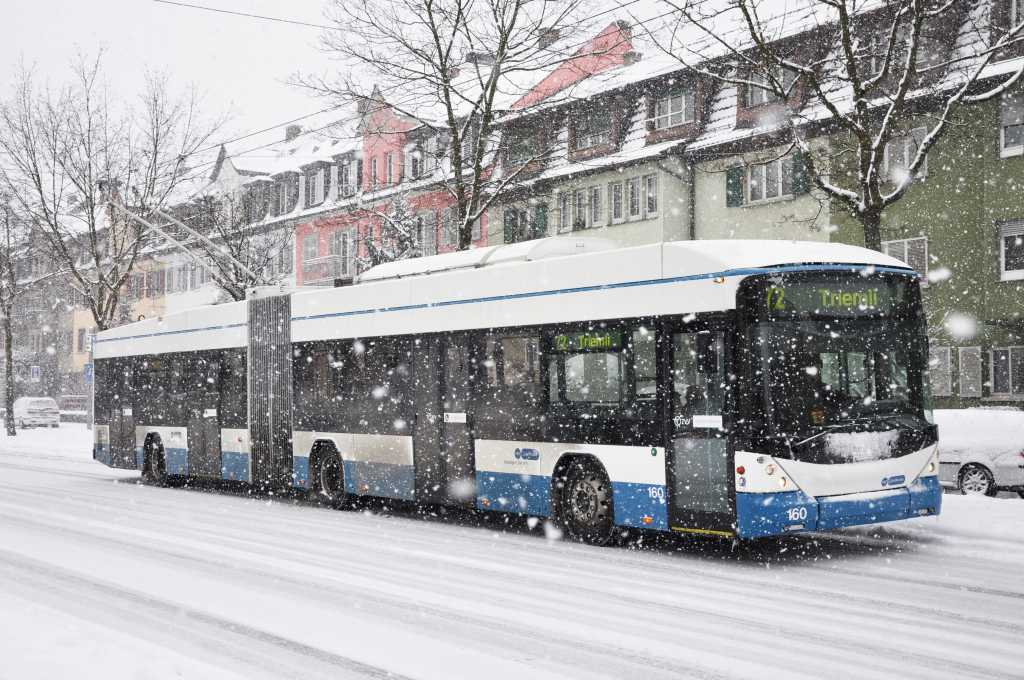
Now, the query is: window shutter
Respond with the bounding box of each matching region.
[959,347,983,397]
[929,345,952,397]
[726,166,745,207]
[791,151,810,195]
[533,204,548,239]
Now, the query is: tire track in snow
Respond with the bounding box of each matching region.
[0,548,414,680]
[0,494,1016,680]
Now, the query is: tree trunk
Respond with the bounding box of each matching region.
[860,209,884,252]
[4,317,15,436]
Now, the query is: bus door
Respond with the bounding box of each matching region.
[440,336,475,505]
[666,324,735,535]
[109,360,136,468]
[412,338,444,503]
[187,357,222,478]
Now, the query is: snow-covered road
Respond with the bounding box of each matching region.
[1,425,1022,680]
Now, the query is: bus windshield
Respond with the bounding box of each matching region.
[739,271,934,463]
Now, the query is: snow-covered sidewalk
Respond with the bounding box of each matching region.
[1,424,1021,680]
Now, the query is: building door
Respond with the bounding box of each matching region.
[666,325,735,535]
[441,337,475,505]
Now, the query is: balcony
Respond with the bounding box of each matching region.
[301,255,354,286]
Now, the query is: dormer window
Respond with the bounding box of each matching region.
[652,89,695,129]
[304,166,329,207]
[506,129,539,166]
[405,145,425,180]
[572,109,612,151]
[745,66,796,107]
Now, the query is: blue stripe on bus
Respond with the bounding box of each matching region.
[95,264,916,343]
[735,475,943,538]
[476,471,551,516]
[94,443,111,466]
[475,472,669,530]
[611,482,669,531]
[221,451,250,482]
[343,460,416,501]
[292,264,917,323]
[293,456,310,489]
[165,447,188,476]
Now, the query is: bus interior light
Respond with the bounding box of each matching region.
[779,477,788,488]
[764,464,775,476]
[736,466,745,475]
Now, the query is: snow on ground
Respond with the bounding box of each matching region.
[1,425,1023,680]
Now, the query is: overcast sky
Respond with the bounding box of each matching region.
[1,1,335,159]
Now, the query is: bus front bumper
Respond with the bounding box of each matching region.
[734,475,942,539]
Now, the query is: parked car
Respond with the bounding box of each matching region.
[935,409,1024,497]
[9,397,61,429]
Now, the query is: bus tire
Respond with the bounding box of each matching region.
[558,458,615,546]
[958,464,996,497]
[311,444,348,509]
[142,437,167,487]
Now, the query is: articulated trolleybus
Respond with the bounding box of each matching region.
[93,238,941,542]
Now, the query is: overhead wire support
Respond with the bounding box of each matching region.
[107,199,262,287]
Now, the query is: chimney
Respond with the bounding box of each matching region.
[623,51,642,66]
[538,27,560,49]
[615,19,632,37]
[285,124,302,142]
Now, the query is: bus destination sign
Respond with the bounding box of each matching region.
[764,281,901,316]
[553,331,623,352]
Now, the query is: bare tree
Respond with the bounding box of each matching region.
[301,0,591,250]
[649,0,1024,250]
[0,197,32,435]
[357,192,423,269]
[172,192,294,302]
[0,53,223,329]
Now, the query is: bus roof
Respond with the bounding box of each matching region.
[95,238,913,358]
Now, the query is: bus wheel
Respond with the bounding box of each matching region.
[958,464,996,497]
[560,460,614,546]
[314,449,348,508]
[143,445,167,487]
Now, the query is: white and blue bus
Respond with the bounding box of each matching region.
[92,238,941,543]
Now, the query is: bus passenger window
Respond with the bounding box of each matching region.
[672,332,725,425]
[631,327,657,400]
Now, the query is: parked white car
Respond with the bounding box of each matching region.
[935,409,1024,497]
[10,397,61,429]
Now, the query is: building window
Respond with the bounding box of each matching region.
[386,153,394,185]
[929,345,952,397]
[643,174,658,217]
[572,109,612,151]
[884,128,928,181]
[959,346,983,398]
[340,160,355,197]
[589,186,603,226]
[557,192,572,233]
[370,158,378,188]
[76,328,86,352]
[609,182,623,223]
[145,269,165,298]
[999,220,1024,281]
[302,234,318,262]
[276,181,290,214]
[305,168,326,207]
[747,156,795,203]
[406,147,424,180]
[328,230,354,277]
[1001,89,1023,158]
[652,90,695,129]
[991,346,1024,396]
[442,208,457,246]
[746,66,795,107]
[573,190,587,230]
[627,178,641,218]
[506,130,538,167]
[882,236,928,277]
